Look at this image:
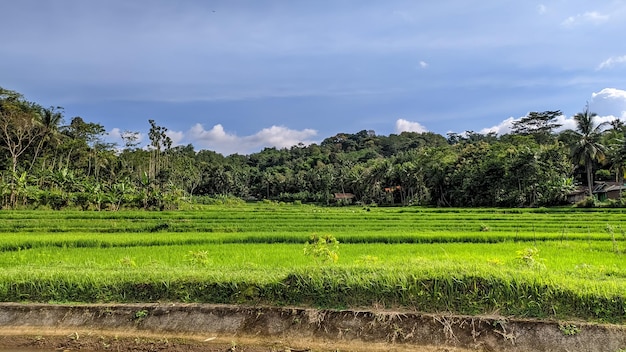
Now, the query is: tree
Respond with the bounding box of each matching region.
[60,116,107,170]
[511,110,562,144]
[0,107,41,175]
[147,119,172,180]
[607,138,626,186]
[0,89,44,207]
[30,106,64,171]
[569,105,608,197]
[120,130,141,149]
[0,88,43,174]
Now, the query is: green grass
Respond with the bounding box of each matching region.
[1,204,626,323]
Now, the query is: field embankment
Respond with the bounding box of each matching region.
[1,302,626,352]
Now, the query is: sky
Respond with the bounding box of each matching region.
[2,0,626,155]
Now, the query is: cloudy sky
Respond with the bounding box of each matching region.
[2,1,626,155]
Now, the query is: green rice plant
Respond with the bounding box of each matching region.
[2,205,626,323]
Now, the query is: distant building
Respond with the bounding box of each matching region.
[566,188,588,204]
[568,182,626,203]
[334,193,355,201]
[593,182,626,201]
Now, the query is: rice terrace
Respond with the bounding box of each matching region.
[1,203,626,351]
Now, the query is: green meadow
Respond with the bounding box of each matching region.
[1,204,626,323]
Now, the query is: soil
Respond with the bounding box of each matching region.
[0,303,624,352]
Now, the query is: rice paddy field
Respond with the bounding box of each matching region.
[1,204,626,324]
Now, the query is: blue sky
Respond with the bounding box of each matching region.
[2,0,626,155]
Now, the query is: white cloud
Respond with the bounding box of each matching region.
[419,61,429,68]
[479,117,517,135]
[597,55,626,70]
[184,123,318,155]
[476,89,626,137]
[165,130,185,146]
[395,119,428,134]
[592,87,626,100]
[476,114,616,137]
[109,127,122,140]
[554,114,578,132]
[561,11,609,27]
[591,88,626,119]
[556,114,619,132]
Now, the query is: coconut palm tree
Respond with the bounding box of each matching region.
[607,138,626,185]
[30,106,64,170]
[570,105,608,197]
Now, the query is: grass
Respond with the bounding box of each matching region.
[0,204,625,323]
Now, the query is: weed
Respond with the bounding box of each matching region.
[118,256,137,267]
[186,250,211,266]
[515,247,545,269]
[304,234,339,263]
[606,224,619,253]
[558,323,580,336]
[134,309,148,322]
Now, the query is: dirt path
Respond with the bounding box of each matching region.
[0,327,471,352]
[0,303,624,352]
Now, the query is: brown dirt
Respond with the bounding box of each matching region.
[0,303,624,352]
[0,327,465,352]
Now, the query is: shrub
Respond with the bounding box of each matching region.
[574,196,596,208]
[304,234,339,264]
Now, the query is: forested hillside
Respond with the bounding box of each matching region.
[1,87,625,210]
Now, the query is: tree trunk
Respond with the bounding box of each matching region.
[586,159,593,197]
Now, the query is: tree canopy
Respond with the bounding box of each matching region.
[0,87,623,210]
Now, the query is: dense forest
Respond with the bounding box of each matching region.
[1,86,625,210]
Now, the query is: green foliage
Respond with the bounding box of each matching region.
[558,323,580,336]
[575,196,597,208]
[134,309,148,321]
[3,203,626,323]
[4,87,625,210]
[515,247,545,269]
[192,195,245,206]
[304,234,339,263]
[186,250,211,267]
[595,169,611,181]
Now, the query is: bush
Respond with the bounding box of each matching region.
[192,195,245,206]
[574,196,596,208]
[40,190,70,210]
[603,198,624,208]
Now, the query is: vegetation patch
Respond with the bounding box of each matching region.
[1,205,626,324]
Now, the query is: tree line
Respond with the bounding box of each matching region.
[1,86,625,210]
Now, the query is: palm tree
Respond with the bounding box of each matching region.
[570,105,608,197]
[30,106,64,171]
[607,138,626,185]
